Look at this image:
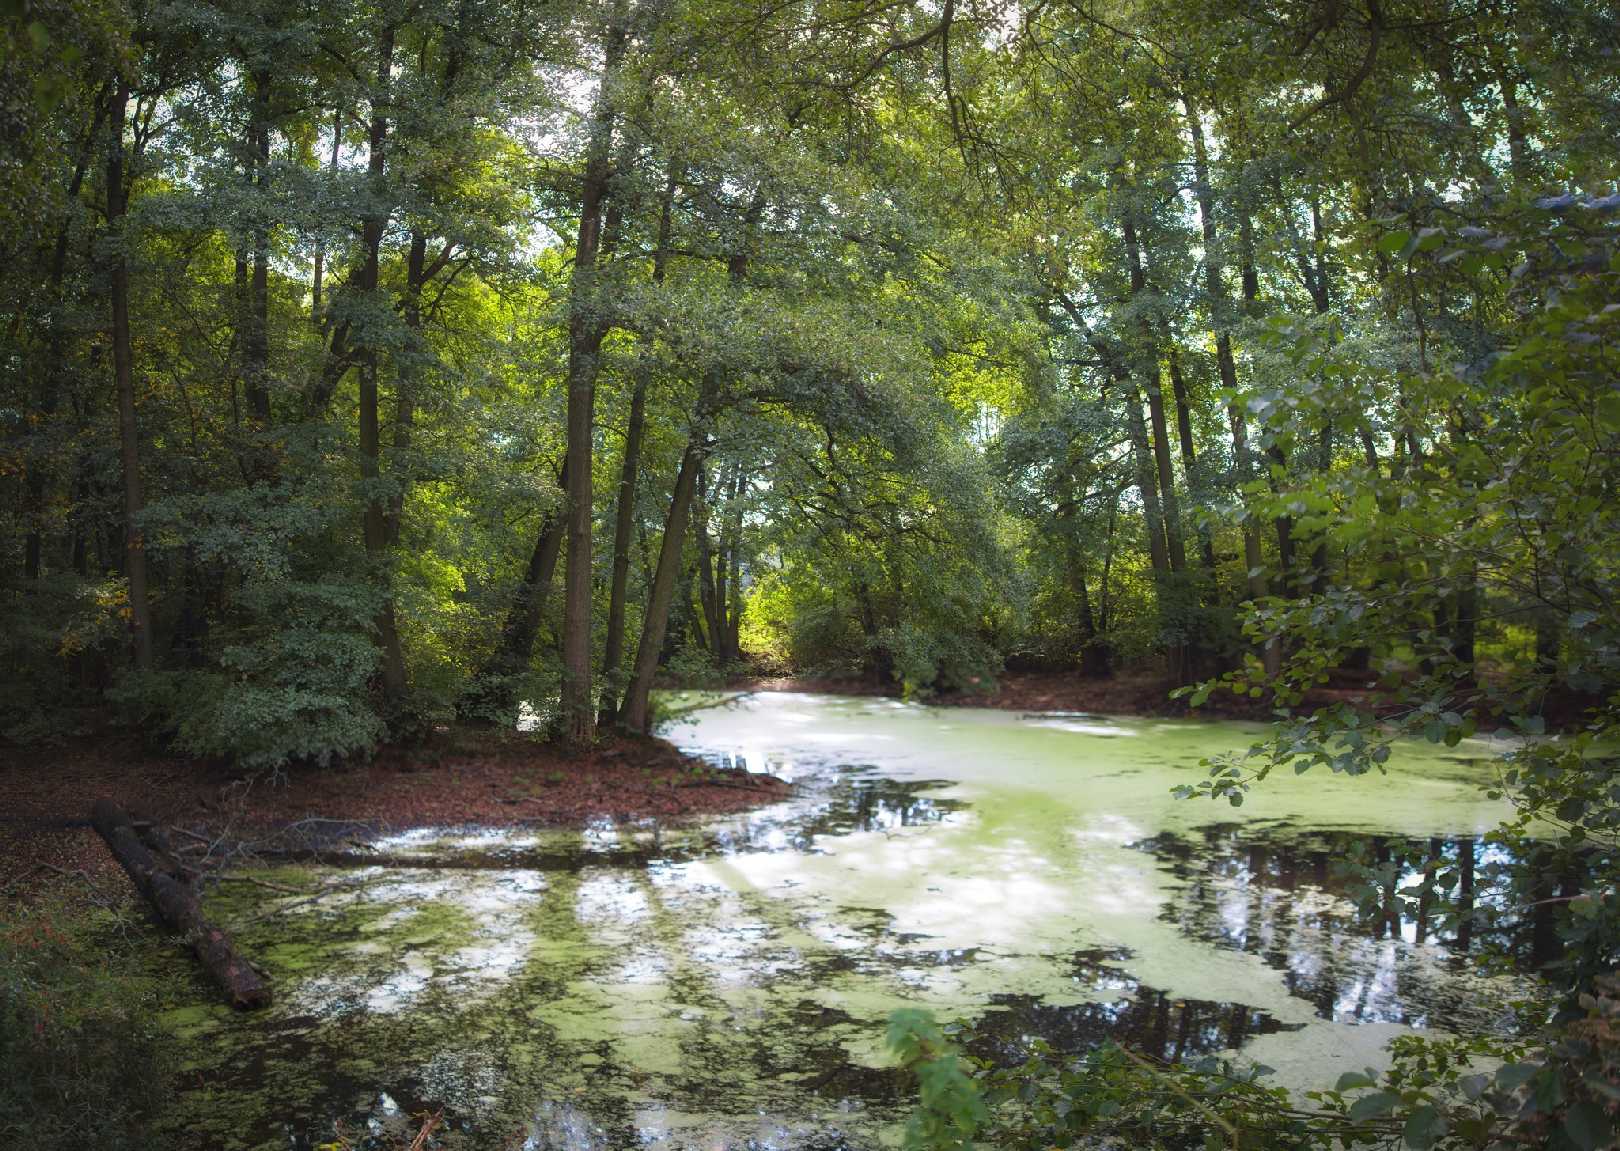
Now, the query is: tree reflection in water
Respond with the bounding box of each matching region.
[966,949,1300,1065]
[1137,825,1565,1030]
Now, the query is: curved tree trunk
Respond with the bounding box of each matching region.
[621,440,704,733]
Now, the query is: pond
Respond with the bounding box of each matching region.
[161,693,1538,1150]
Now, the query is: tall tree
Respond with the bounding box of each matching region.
[558,2,630,746]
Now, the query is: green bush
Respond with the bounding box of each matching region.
[889,1003,1620,1151]
[659,642,729,688]
[0,574,126,744]
[110,576,385,771]
[0,901,173,1151]
[879,622,1001,698]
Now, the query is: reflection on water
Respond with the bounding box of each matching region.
[162,693,1543,1150]
[1137,827,1544,1033]
[966,949,1301,1066]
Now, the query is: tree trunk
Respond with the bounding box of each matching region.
[725,467,744,660]
[1167,342,1217,575]
[1124,377,1170,577]
[620,440,704,733]
[469,454,568,707]
[1099,497,1117,668]
[856,579,894,685]
[599,175,674,723]
[1122,218,1186,575]
[1184,96,1274,673]
[1310,423,1333,591]
[559,11,630,746]
[387,227,426,548]
[695,461,722,654]
[1122,214,1188,680]
[681,561,707,652]
[1238,208,1287,680]
[243,68,273,430]
[1066,502,1111,676]
[91,800,270,1009]
[24,90,106,581]
[311,110,341,323]
[599,374,648,721]
[358,22,406,703]
[1268,443,1297,597]
[712,465,731,661]
[108,78,153,671]
[1146,370,1186,573]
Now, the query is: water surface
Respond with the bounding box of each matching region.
[162,693,1533,1149]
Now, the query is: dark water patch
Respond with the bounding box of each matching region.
[965,949,1299,1066]
[794,771,966,840]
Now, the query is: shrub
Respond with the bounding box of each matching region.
[887,1005,1620,1151]
[110,576,385,771]
[659,642,728,688]
[0,900,173,1151]
[879,622,1001,698]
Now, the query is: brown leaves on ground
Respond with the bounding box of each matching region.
[0,729,788,901]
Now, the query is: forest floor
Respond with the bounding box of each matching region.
[0,728,788,902]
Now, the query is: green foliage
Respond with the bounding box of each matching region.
[879,622,1001,699]
[0,0,1615,783]
[0,900,173,1151]
[110,577,385,771]
[658,643,729,690]
[892,996,1620,1151]
[0,575,125,742]
[888,1009,987,1150]
[1175,193,1620,998]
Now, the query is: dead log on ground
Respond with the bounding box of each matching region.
[90,799,271,1009]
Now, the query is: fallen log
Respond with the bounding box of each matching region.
[90,799,271,1009]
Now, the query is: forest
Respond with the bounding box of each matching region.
[2,0,1618,1148]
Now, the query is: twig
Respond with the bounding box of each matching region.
[212,874,303,894]
[36,861,119,907]
[407,1110,443,1151]
[237,875,376,925]
[1117,1045,1240,1147]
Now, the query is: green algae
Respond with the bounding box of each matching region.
[142,693,1533,1149]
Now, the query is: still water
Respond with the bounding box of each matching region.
[163,693,1535,1149]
